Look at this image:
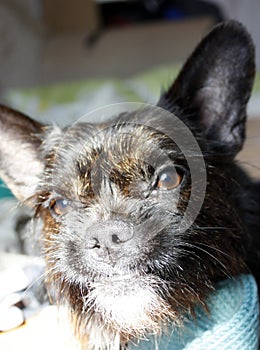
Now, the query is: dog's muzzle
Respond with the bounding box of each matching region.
[85,220,135,266]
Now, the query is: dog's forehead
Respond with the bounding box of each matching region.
[60,109,179,161]
[46,110,184,198]
[73,122,164,173]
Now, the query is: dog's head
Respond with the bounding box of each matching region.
[0,21,256,348]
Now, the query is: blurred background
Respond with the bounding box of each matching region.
[0,0,259,92]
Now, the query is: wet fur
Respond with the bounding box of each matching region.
[0,21,260,349]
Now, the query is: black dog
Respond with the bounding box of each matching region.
[0,21,259,349]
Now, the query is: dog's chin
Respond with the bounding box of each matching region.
[84,274,178,340]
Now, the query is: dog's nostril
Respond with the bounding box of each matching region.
[112,234,120,244]
[94,240,101,249]
[87,238,101,249]
[87,221,134,252]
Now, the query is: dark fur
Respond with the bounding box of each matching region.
[0,21,259,349]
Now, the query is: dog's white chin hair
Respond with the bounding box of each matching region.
[86,275,175,341]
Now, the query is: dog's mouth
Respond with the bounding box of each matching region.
[84,273,178,339]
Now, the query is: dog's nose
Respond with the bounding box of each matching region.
[86,221,134,252]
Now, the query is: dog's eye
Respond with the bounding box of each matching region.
[49,198,71,216]
[156,165,182,190]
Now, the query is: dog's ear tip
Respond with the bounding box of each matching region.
[213,20,255,52]
[158,20,255,156]
[218,19,253,37]
[214,19,248,31]
[206,19,250,38]
[0,104,44,132]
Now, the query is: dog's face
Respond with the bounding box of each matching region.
[0,21,256,348]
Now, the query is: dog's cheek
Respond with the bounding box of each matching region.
[38,209,72,281]
[40,209,62,262]
[40,210,89,281]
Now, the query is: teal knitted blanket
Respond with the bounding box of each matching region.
[130,275,259,350]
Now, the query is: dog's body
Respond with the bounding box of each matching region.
[0,21,260,349]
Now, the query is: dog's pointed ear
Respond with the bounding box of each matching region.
[0,105,45,202]
[158,21,255,156]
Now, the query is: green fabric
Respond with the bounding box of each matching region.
[0,180,12,198]
[130,275,259,350]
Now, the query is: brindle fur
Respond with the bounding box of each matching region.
[0,21,260,349]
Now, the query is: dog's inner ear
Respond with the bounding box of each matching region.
[158,21,255,156]
[0,106,45,202]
